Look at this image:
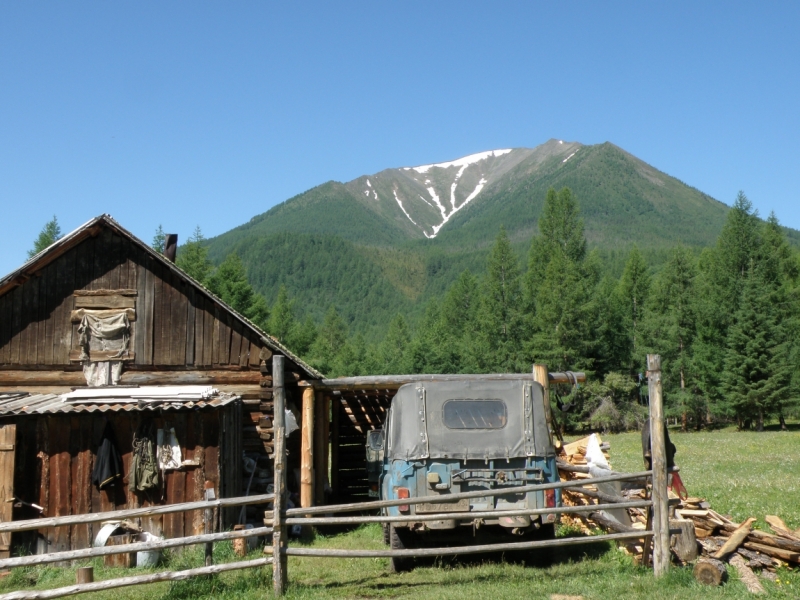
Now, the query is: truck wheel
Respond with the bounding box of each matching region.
[389,524,413,573]
[538,523,556,539]
[382,523,390,545]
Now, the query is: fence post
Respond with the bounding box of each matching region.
[532,364,555,445]
[272,355,287,596]
[647,354,670,577]
[204,482,215,566]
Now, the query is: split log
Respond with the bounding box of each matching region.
[714,517,756,560]
[736,548,775,569]
[729,554,766,595]
[693,558,728,586]
[743,541,800,564]
[765,516,800,541]
[669,519,698,562]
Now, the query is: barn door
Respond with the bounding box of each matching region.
[0,424,16,558]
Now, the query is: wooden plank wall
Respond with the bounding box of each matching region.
[7,406,237,554]
[334,393,388,502]
[0,228,264,370]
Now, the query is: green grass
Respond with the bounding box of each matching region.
[2,427,799,599]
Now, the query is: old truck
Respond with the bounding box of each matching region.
[367,378,561,571]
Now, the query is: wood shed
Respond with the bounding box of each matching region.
[0,214,322,555]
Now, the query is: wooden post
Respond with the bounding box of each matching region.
[272,355,287,596]
[203,483,215,566]
[76,566,93,584]
[322,394,330,496]
[647,354,670,577]
[314,390,326,506]
[532,364,557,448]
[330,395,339,500]
[301,386,315,511]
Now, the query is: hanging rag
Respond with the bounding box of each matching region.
[92,422,124,490]
[130,420,160,493]
[157,427,182,470]
[77,311,130,361]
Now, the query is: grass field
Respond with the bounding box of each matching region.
[1,426,798,599]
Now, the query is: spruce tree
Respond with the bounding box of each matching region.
[525,188,597,374]
[377,314,412,374]
[642,247,700,429]
[176,226,213,284]
[151,225,166,254]
[267,285,296,343]
[721,263,789,430]
[28,216,62,258]
[310,306,348,375]
[207,253,270,329]
[478,227,523,372]
[618,246,651,368]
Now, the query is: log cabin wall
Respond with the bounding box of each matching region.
[6,402,241,555]
[0,228,264,370]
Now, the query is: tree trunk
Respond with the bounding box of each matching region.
[779,412,787,431]
[757,408,764,432]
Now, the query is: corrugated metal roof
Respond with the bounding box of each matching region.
[0,389,240,415]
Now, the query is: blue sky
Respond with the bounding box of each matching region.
[1,2,799,275]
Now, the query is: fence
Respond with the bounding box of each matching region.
[268,354,674,596]
[0,493,275,600]
[0,354,672,598]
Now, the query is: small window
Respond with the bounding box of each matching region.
[442,400,507,430]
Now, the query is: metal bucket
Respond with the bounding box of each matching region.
[135,531,162,567]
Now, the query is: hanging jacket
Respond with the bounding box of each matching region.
[130,420,160,492]
[92,422,124,490]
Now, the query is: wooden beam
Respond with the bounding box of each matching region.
[301,386,315,510]
[74,295,136,309]
[300,371,586,391]
[74,289,137,297]
[70,308,136,322]
[0,369,262,387]
[272,355,287,596]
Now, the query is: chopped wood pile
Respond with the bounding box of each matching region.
[557,434,798,591]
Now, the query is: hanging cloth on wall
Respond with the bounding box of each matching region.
[77,311,131,361]
[157,427,182,470]
[92,422,124,490]
[130,420,160,493]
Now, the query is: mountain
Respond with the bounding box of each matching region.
[205,139,798,339]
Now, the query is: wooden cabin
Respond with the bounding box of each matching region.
[0,214,322,555]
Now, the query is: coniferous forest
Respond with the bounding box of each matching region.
[150,187,800,434]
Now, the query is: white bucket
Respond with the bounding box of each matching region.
[135,531,162,567]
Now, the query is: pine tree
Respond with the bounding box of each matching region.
[477,227,523,372]
[176,226,213,284]
[151,225,166,254]
[28,216,62,258]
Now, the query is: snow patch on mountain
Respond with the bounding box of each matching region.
[563,150,578,163]
[426,186,447,220]
[404,149,512,174]
[366,179,372,187]
[394,189,419,227]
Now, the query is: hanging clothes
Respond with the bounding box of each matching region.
[130,420,160,493]
[92,422,124,490]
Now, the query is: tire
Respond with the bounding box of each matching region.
[538,523,556,540]
[382,523,390,545]
[389,524,413,573]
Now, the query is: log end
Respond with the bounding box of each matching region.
[693,558,728,586]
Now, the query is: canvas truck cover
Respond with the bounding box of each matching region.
[386,379,553,462]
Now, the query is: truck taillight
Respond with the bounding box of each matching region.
[545,489,556,508]
[397,487,410,512]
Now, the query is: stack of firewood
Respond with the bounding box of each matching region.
[556,435,798,592]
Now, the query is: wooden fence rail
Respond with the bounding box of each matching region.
[0,558,273,600]
[0,527,272,570]
[0,494,275,534]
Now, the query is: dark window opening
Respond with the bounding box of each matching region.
[442,400,507,430]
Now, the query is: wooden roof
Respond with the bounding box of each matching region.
[0,214,322,379]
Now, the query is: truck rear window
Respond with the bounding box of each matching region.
[442,400,507,429]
